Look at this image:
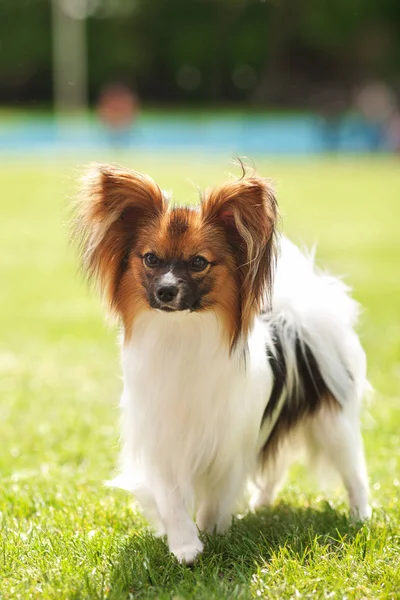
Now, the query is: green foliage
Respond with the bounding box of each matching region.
[0,0,399,105]
[0,0,51,103]
[1,154,399,598]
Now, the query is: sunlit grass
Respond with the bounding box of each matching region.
[1,154,399,598]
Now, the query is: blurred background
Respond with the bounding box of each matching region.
[1,0,400,154]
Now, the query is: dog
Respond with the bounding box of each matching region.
[73,162,370,564]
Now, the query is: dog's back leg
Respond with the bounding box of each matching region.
[308,404,370,520]
[250,440,293,511]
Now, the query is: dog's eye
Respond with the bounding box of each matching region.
[189,256,209,272]
[143,253,160,268]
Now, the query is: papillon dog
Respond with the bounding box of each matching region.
[74,162,370,564]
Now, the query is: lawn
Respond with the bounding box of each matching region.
[1,154,399,599]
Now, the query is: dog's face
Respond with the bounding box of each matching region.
[141,251,212,312]
[130,207,237,315]
[75,164,277,345]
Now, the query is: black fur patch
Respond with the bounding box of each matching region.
[262,323,287,424]
[260,321,338,461]
[144,259,215,311]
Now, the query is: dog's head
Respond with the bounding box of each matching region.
[74,163,278,346]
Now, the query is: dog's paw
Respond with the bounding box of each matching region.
[171,539,204,565]
[249,489,274,512]
[350,503,372,522]
[154,524,166,537]
[196,510,217,534]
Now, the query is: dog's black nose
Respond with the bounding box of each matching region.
[156,285,179,303]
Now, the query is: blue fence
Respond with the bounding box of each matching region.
[0,113,389,155]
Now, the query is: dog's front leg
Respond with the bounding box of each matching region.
[197,466,244,534]
[155,486,203,564]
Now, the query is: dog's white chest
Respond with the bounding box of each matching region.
[120,311,269,488]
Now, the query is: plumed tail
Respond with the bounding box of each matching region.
[271,237,369,406]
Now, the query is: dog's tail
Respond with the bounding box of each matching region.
[273,237,369,405]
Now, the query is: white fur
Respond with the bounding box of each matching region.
[111,236,370,563]
[158,271,179,287]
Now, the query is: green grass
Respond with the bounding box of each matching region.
[1,154,399,599]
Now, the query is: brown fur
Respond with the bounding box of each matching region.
[201,176,278,345]
[74,163,278,346]
[73,163,166,320]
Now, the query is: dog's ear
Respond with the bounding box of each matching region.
[201,174,278,338]
[73,163,166,311]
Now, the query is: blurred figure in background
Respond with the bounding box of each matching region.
[385,108,400,153]
[313,85,348,152]
[97,83,139,147]
[354,81,397,151]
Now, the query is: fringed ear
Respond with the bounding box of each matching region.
[73,163,166,312]
[201,174,278,342]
